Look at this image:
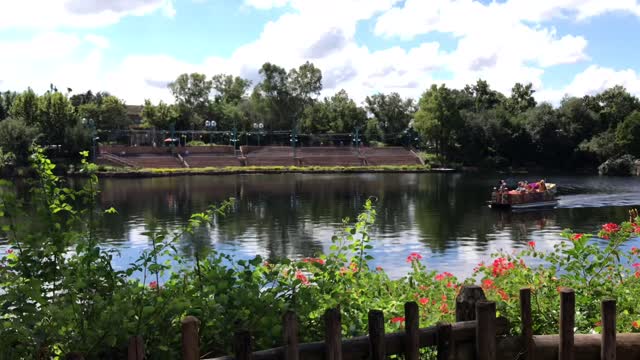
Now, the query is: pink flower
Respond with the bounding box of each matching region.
[295,270,310,285]
[490,258,515,277]
[149,281,158,289]
[419,297,429,306]
[391,317,405,324]
[6,249,13,254]
[633,263,640,269]
[406,252,423,263]
[528,241,536,248]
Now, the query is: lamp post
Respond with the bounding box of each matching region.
[351,126,361,150]
[205,120,217,144]
[82,118,97,162]
[253,122,264,146]
[290,127,298,157]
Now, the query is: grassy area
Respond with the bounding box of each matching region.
[91,164,443,177]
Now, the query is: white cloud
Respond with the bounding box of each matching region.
[537,65,640,104]
[0,0,175,30]
[0,32,105,94]
[244,0,290,10]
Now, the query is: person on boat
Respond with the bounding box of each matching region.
[497,180,507,192]
[538,180,547,191]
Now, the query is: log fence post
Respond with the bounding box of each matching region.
[234,330,253,360]
[559,288,575,360]
[404,302,420,360]
[181,315,200,360]
[520,288,533,360]
[324,308,342,360]
[283,311,299,360]
[128,335,144,360]
[368,310,385,360]
[602,299,616,360]
[476,301,496,360]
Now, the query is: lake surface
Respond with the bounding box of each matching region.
[80,173,640,278]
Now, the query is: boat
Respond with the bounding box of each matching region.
[489,182,558,210]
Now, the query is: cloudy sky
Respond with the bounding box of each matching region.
[0,0,639,105]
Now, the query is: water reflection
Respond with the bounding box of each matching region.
[62,173,640,277]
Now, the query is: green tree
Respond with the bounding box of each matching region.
[142,100,178,129]
[37,91,77,148]
[585,85,640,131]
[0,118,38,163]
[0,91,18,121]
[9,88,39,126]
[364,93,416,145]
[212,74,252,105]
[97,96,128,129]
[505,82,536,114]
[414,84,462,161]
[254,62,323,130]
[463,79,505,111]
[616,111,640,157]
[168,73,213,129]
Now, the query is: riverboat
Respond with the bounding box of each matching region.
[489,182,558,210]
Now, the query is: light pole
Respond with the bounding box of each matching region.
[205,120,217,144]
[82,118,97,162]
[253,122,264,146]
[290,127,298,157]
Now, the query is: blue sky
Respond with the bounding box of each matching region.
[0,0,639,105]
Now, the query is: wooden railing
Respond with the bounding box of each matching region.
[70,285,640,359]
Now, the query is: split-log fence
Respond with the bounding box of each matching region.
[66,285,640,360]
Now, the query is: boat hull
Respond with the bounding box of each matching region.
[489,200,558,210]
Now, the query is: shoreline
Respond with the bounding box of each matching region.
[87,165,458,178]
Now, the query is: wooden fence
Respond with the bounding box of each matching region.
[70,285,640,359]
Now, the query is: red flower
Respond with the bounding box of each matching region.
[632,247,640,255]
[349,262,359,273]
[595,321,602,327]
[434,272,453,281]
[302,258,325,265]
[490,257,515,277]
[635,271,640,279]
[406,252,423,263]
[419,297,429,306]
[633,321,640,329]
[419,285,428,291]
[482,279,494,289]
[149,281,158,289]
[295,270,310,285]
[441,294,447,301]
[497,289,509,301]
[571,233,583,241]
[391,317,405,324]
[528,241,536,248]
[446,281,455,288]
[339,267,348,275]
[6,249,13,254]
[439,302,449,314]
[376,266,383,271]
[601,223,620,238]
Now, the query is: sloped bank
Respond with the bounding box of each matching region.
[91,165,459,178]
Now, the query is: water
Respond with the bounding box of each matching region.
[71,172,640,279]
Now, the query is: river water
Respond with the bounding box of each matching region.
[83,173,640,278]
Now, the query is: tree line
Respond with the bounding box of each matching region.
[1,61,640,170]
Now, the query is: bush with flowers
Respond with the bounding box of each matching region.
[1,148,640,358]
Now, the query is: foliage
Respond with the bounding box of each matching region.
[414,84,462,161]
[0,117,39,164]
[3,150,640,358]
[616,111,640,157]
[597,154,637,176]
